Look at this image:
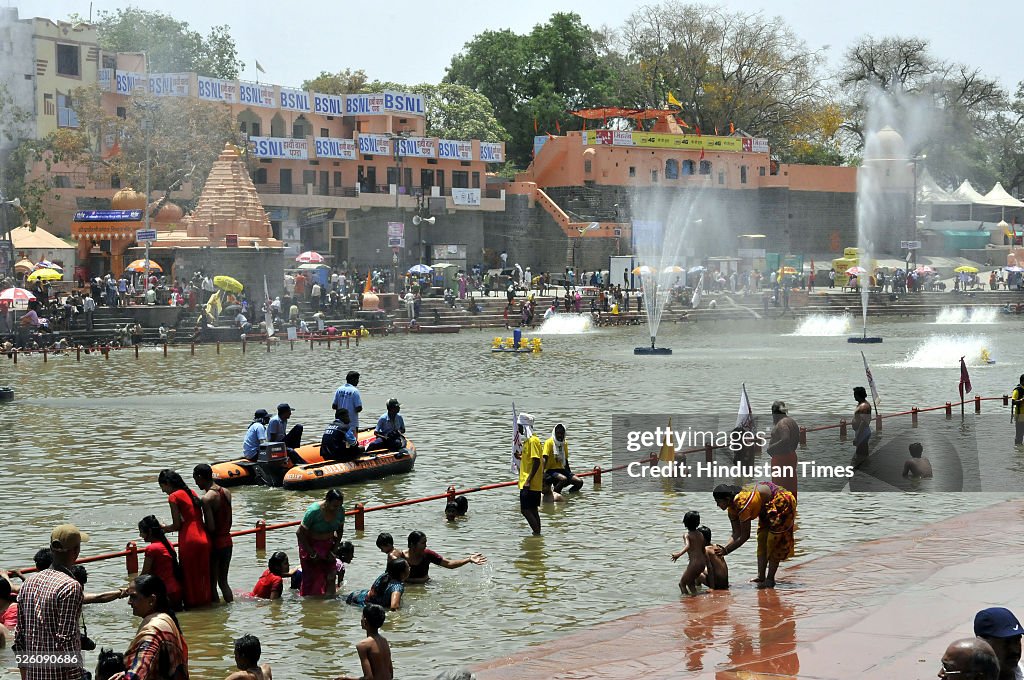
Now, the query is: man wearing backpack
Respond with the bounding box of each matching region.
[1012,374,1024,446]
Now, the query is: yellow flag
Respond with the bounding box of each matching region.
[667,91,682,108]
[659,417,675,462]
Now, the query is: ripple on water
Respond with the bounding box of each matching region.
[0,322,1018,678]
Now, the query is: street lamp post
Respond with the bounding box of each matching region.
[0,191,21,281]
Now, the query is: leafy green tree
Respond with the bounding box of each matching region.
[82,8,243,79]
[301,69,368,95]
[615,2,828,161]
[446,12,617,165]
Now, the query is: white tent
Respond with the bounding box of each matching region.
[952,180,986,204]
[981,182,1024,208]
[917,169,965,204]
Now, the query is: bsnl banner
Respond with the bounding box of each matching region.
[346,92,425,116]
[248,136,309,160]
[313,137,357,160]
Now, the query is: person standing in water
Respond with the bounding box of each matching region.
[852,386,872,460]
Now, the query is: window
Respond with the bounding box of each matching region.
[718,171,725,185]
[333,171,342,188]
[682,160,695,175]
[250,122,260,137]
[460,160,471,167]
[472,172,480,189]
[628,166,636,177]
[651,169,658,182]
[303,170,316,186]
[56,44,80,77]
[320,128,329,137]
[43,93,55,116]
[280,169,292,194]
[292,115,310,139]
[54,175,71,189]
[254,168,267,184]
[699,160,711,175]
[452,170,469,188]
[116,107,126,119]
[111,174,121,189]
[270,114,286,138]
[57,93,79,128]
[584,159,592,173]
[740,166,747,184]
[665,159,678,179]
[759,166,766,176]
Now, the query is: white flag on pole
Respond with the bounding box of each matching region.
[691,273,704,309]
[861,351,880,405]
[735,383,755,432]
[510,402,522,476]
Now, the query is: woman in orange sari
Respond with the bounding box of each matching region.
[712,481,796,588]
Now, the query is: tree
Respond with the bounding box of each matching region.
[445,13,618,165]
[837,36,1006,187]
[71,86,243,201]
[615,2,829,161]
[82,8,243,79]
[301,69,368,95]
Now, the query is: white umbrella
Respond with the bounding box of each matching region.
[0,287,36,303]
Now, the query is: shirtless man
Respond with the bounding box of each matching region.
[852,386,872,459]
[336,604,393,680]
[194,463,234,603]
[902,442,933,478]
[225,634,272,680]
[696,526,729,590]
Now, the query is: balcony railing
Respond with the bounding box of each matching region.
[253,182,503,201]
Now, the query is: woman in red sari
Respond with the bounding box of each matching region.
[138,515,184,611]
[158,470,212,608]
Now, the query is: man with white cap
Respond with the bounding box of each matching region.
[516,413,544,535]
[15,524,89,679]
[975,607,1024,679]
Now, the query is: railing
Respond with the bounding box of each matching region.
[5,395,1011,576]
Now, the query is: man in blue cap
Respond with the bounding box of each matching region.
[267,403,304,464]
[975,607,1023,680]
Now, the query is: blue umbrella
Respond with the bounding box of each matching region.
[407,264,433,274]
[688,265,706,274]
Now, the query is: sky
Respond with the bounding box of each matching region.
[8,0,1024,93]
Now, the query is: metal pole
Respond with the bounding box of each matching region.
[143,106,152,292]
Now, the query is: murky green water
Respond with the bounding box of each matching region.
[0,314,1018,678]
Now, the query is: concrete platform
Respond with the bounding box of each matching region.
[474,498,1022,679]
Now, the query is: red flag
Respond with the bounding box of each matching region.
[555,120,561,134]
[363,271,373,294]
[959,356,972,400]
[695,125,702,136]
[699,148,705,161]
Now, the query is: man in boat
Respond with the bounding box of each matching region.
[243,409,271,461]
[332,371,363,432]
[321,408,361,462]
[364,399,406,453]
[267,403,304,464]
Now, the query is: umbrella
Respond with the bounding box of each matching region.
[915,265,934,274]
[408,264,433,274]
[0,287,36,303]
[1006,266,1024,273]
[687,265,707,274]
[34,260,62,272]
[781,266,798,275]
[632,265,656,275]
[295,251,325,264]
[124,259,163,274]
[954,265,979,273]
[27,268,62,281]
[13,259,34,274]
[846,266,867,276]
[297,262,329,270]
[663,265,685,273]
[213,275,243,293]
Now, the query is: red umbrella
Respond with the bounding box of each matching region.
[295,251,325,264]
[0,287,37,303]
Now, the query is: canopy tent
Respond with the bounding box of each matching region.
[981,182,1024,208]
[9,225,75,280]
[917,169,966,204]
[951,180,986,204]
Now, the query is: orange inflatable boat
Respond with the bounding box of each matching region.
[211,434,416,490]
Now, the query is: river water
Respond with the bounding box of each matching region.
[0,313,1019,679]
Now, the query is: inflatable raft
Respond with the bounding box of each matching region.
[211,436,415,490]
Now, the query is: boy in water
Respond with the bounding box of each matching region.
[902,442,933,478]
[375,532,403,565]
[696,526,729,590]
[335,541,355,589]
[226,634,273,680]
[670,511,706,595]
[335,604,393,680]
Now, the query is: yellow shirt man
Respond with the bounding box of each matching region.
[518,433,544,492]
